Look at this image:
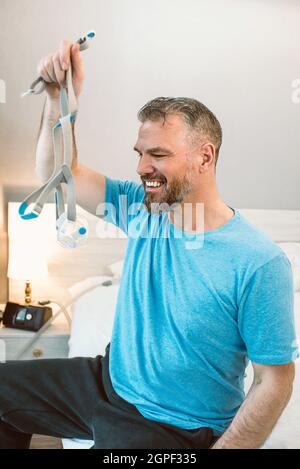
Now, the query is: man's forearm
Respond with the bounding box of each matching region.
[212,379,293,449]
[35,96,78,182]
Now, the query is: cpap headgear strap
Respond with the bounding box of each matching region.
[19,31,95,248]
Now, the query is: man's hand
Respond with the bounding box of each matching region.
[37,39,85,100]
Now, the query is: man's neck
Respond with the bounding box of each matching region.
[168,199,235,234]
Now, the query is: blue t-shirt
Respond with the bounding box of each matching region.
[103,176,299,436]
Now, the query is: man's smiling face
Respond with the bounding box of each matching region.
[134,114,198,213]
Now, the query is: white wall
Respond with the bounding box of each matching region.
[0,0,300,300]
[0,0,299,206]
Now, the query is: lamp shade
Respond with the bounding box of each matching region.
[7,240,48,280]
[7,203,50,281]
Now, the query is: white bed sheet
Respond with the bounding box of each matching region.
[68,276,118,359]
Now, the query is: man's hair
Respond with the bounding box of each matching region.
[137,97,222,166]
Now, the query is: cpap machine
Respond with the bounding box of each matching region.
[19,31,95,248]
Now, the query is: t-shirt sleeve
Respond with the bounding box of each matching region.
[238,253,299,365]
[102,176,145,234]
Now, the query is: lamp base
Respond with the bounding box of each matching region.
[25,280,31,304]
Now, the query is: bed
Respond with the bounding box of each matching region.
[59,208,300,449]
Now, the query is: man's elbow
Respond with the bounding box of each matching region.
[284,362,295,401]
[270,362,295,405]
[281,362,295,392]
[253,361,295,401]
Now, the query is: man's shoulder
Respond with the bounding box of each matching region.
[105,176,145,205]
[230,211,285,267]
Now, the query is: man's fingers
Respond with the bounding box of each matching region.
[37,58,50,83]
[59,39,73,71]
[44,56,56,83]
[53,53,66,87]
[36,39,84,98]
[39,61,53,83]
[71,43,84,80]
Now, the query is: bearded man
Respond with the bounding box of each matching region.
[0,39,297,450]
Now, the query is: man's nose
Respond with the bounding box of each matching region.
[137,154,155,176]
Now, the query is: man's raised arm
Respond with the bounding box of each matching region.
[35,38,106,215]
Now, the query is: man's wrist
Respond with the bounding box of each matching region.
[45,95,60,124]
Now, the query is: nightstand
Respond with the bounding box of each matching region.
[0,303,70,361]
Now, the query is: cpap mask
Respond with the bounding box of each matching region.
[19,31,95,248]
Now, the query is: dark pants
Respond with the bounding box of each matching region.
[0,343,215,449]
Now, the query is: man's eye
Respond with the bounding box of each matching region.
[135,153,167,158]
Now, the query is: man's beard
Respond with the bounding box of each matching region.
[142,173,193,214]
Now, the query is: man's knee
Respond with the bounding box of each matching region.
[0,361,32,413]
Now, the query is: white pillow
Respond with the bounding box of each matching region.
[68,276,119,358]
[68,275,112,299]
[107,259,124,281]
[277,243,300,292]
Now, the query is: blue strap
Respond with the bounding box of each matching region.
[18,202,39,220]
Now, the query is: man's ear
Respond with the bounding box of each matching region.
[199,143,216,172]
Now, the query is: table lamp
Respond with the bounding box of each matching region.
[7,240,48,304]
[7,202,52,305]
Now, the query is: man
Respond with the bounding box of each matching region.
[0,40,298,449]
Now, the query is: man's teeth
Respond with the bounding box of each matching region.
[145,181,164,187]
